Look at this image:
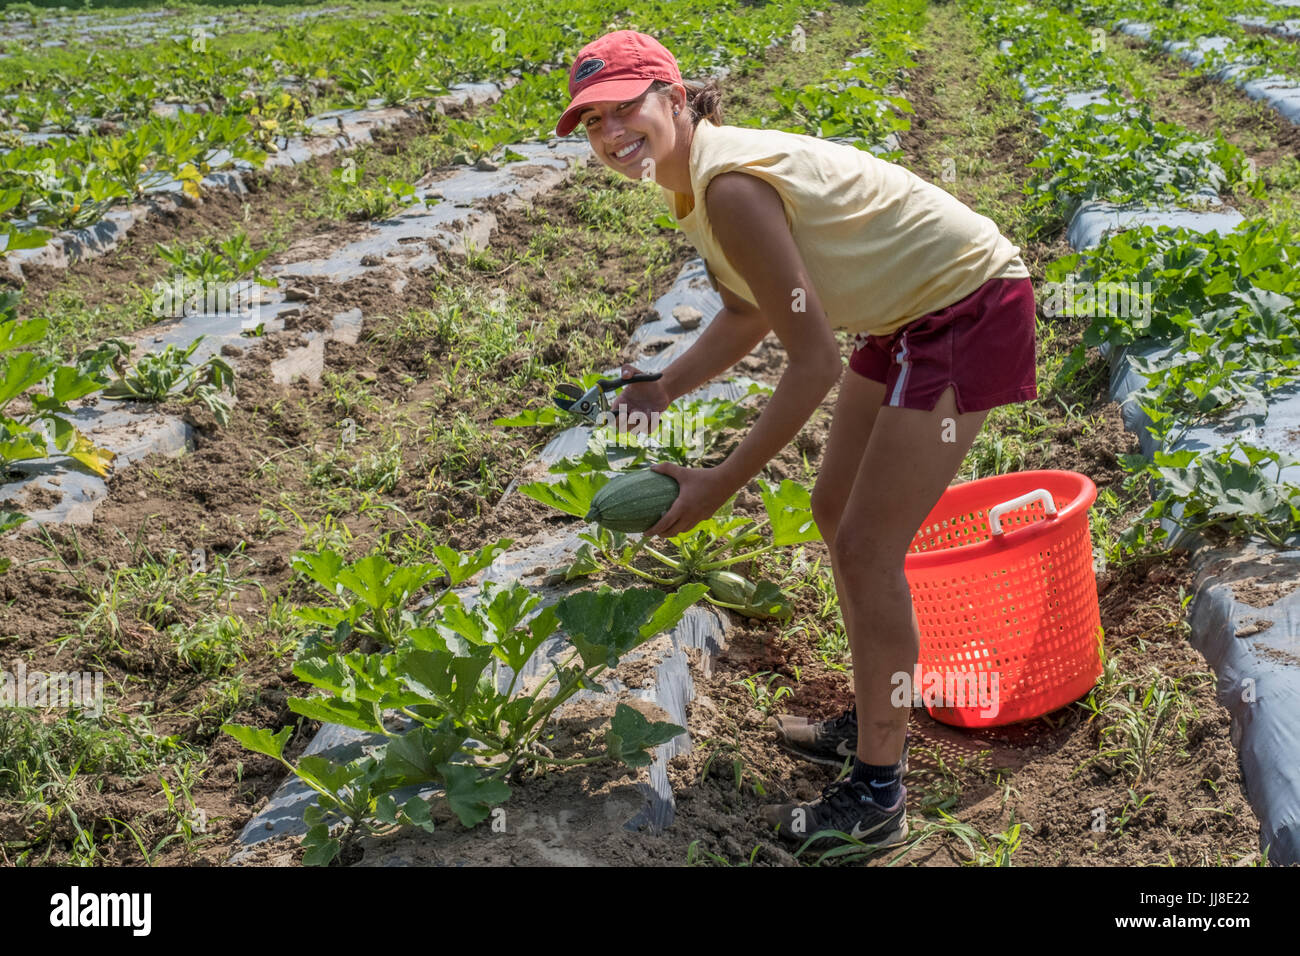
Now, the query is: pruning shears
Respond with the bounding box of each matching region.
[552,372,663,425]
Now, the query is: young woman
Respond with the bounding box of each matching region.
[555,30,1037,850]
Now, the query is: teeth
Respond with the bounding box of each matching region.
[614,138,643,158]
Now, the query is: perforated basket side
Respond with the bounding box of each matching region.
[908,510,1102,726]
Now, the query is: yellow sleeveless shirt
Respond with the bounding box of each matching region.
[660,119,1029,336]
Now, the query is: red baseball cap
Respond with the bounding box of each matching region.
[555,30,683,137]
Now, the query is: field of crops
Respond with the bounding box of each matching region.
[1,0,1298,878]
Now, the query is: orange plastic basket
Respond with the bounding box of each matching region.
[902,470,1102,728]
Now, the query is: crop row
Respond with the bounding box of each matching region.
[0,0,362,54]
[767,0,925,158]
[969,0,1300,547]
[0,0,820,252]
[2,0,845,536]
[983,0,1258,237]
[1062,0,1300,83]
[0,0,812,134]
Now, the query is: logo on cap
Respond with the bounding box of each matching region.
[574,57,605,82]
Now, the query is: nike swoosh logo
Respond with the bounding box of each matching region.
[851,820,887,841]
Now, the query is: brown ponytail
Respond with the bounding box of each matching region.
[650,78,724,127]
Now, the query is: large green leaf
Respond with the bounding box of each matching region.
[293,651,422,707]
[437,599,489,646]
[742,580,794,621]
[334,554,401,611]
[395,647,456,706]
[294,605,361,631]
[547,448,613,474]
[45,366,106,406]
[0,317,49,355]
[448,647,494,714]
[605,703,684,769]
[0,353,51,407]
[489,601,559,674]
[291,548,347,594]
[221,723,293,760]
[0,431,45,466]
[430,538,510,587]
[301,824,341,866]
[760,478,820,546]
[397,795,436,833]
[518,471,610,518]
[288,695,385,734]
[640,583,708,637]
[483,581,538,637]
[555,586,669,670]
[438,762,511,827]
[381,724,465,787]
[295,755,364,796]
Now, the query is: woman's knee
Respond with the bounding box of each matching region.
[832,526,908,585]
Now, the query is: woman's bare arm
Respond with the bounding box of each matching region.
[658,284,770,402]
[703,171,843,489]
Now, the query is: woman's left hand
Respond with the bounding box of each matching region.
[643,462,739,539]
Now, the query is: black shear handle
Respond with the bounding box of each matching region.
[596,371,663,391]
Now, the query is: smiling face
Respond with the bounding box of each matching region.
[578,84,685,182]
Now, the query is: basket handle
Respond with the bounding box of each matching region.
[988,488,1058,536]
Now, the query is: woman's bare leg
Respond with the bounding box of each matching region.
[810,370,889,643]
[832,385,989,765]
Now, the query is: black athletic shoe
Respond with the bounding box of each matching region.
[769,706,858,766]
[763,779,909,853]
[770,707,909,775]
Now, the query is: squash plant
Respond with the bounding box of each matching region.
[155,229,278,288]
[1049,222,1300,445]
[523,467,819,620]
[1,292,114,539]
[288,538,511,652]
[1120,440,1300,550]
[225,539,704,865]
[81,336,237,426]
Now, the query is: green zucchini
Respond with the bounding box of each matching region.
[585,469,680,533]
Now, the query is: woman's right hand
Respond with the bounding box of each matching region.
[607,364,671,434]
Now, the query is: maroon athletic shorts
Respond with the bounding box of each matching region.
[848,276,1038,413]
